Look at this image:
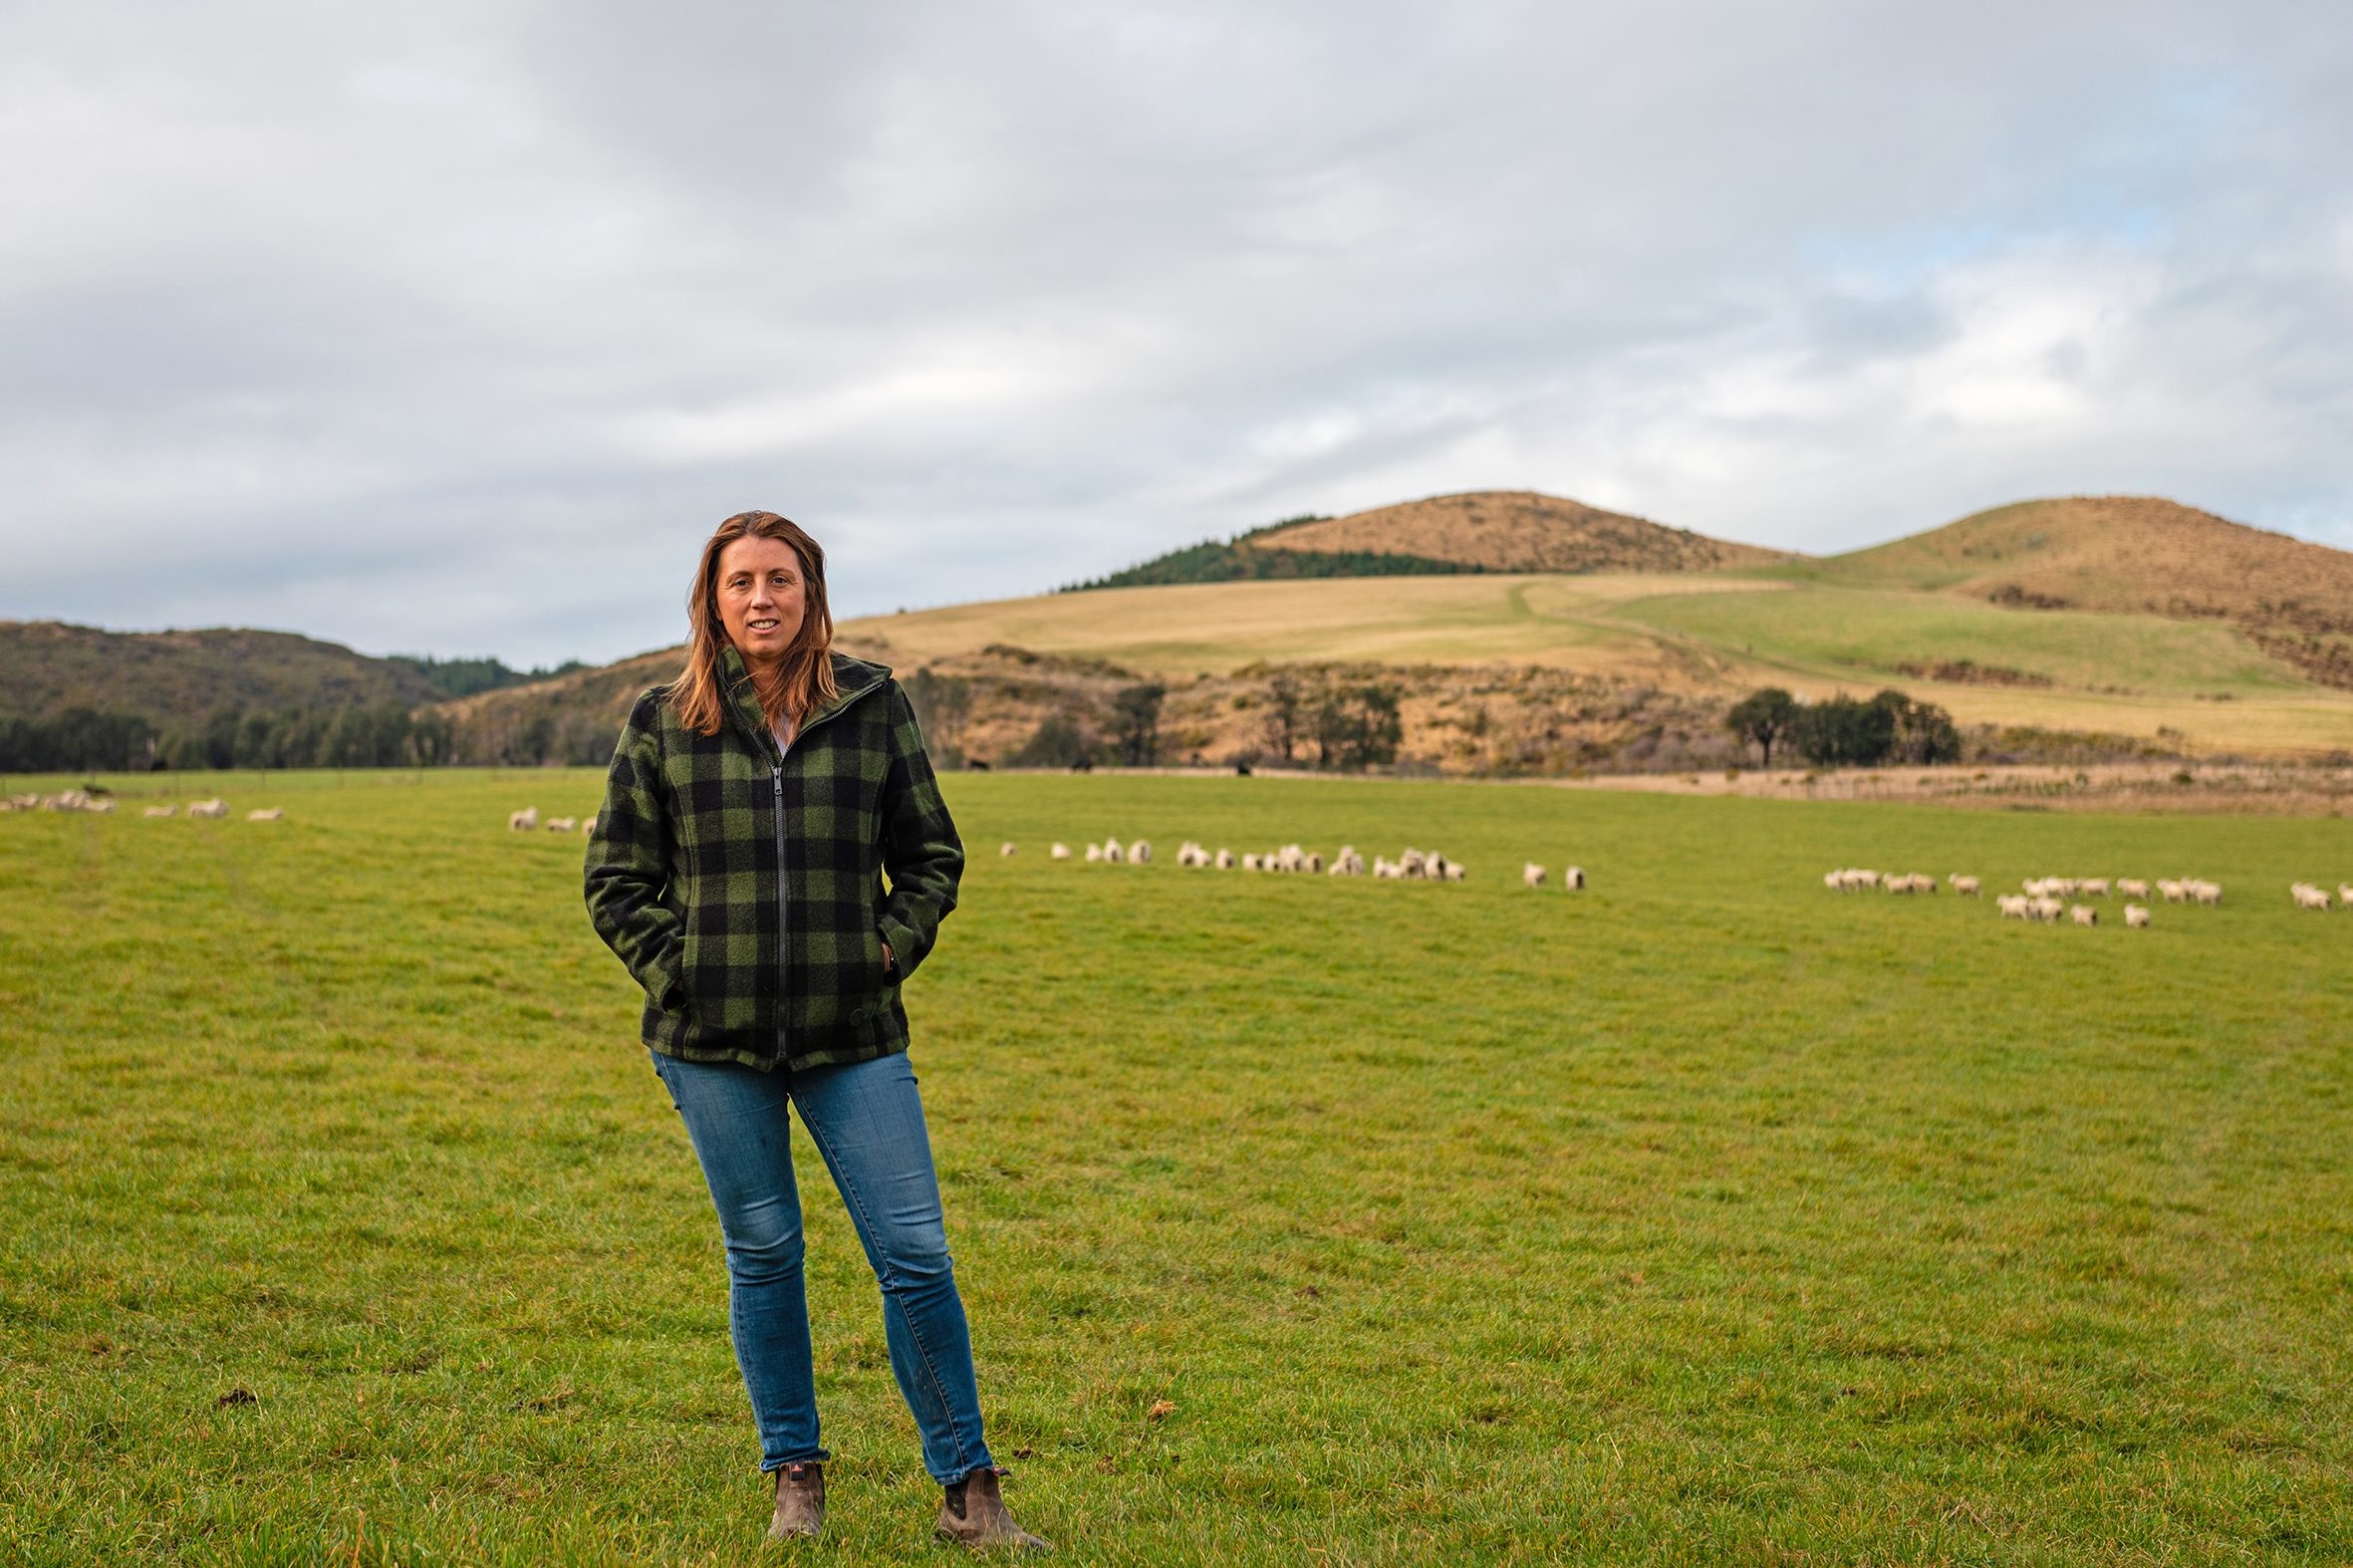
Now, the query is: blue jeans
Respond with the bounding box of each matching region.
[649,1047,995,1483]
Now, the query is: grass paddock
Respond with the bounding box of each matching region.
[2,768,2349,1564]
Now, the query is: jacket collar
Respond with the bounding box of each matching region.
[718,644,893,751]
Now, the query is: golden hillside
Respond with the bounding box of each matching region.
[1259,490,1798,574]
[1810,496,2353,687]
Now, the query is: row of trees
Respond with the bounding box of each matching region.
[1725,687,1961,768]
[0,702,462,773]
[1260,670,1405,770]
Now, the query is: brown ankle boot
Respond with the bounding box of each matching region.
[768,1460,825,1540]
[934,1465,1050,1552]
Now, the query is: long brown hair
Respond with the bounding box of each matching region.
[670,511,840,737]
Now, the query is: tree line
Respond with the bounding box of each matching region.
[1724,687,1961,768]
[0,701,458,773]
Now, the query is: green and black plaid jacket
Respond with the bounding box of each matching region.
[583,646,963,1073]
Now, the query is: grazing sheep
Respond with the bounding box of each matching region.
[2079,878,2111,899]
[545,816,578,832]
[2125,904,2151,928]
[2030,897,2065,922]
[509,807,539,832]
[1215,848,1234,870]
[582,814,598,837]
[1240,853,1261,872]
[1330,847,1365,877]
[2190,880,2222,907]
[188,799,230,820]
[1127,840,1152,865]
[2157,879,2187,903]
[1949,875,1980,897]
[1562,865,1585,891]
[1102,838,1125,864]
[2339,883,2353,908]
[1000,842,1018,857]
[1050,842,1072,860]
[1304,852,1324,875]
[1425,852,1451,881]
[2070,904,2098,927]
[2291,884,2332,912]
[86,798,117,813]
[143,804,176,818]
[1399,849,1429,880]
[1085,843,1103,863]
[1522,863,1546,890]
[1996,895,2030,920]
[246,807,284,822]
[2117,878,2150,900]
[1443,862,1466,882]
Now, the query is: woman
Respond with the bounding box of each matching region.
[585,511,1048,1551]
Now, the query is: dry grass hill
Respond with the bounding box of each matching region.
[0,621,440,722]
[1259,490,1797,574]
[1800,496,2353,687]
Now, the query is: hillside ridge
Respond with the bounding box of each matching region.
[1260,489,1799,574]
[1809,495,2353,687]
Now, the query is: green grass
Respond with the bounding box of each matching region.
[4,768,2351,1564]
[1613,586,2301,698]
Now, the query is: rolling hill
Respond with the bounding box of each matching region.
[0,622,443,723]
[1073,489,1795,588]
[1257,490,1796,574]
[1794,496,2353,688]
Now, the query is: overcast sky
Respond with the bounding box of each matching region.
[4,2,2349,666]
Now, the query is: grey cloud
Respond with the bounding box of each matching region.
[1,1,2348,664]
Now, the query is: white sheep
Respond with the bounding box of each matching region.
[1949,875,1980,897]
[1562,866,1585,891]
[188,799,230,820]
[1085,843,1103,863]
[2070,904,2098,927]
[1128,840,1152,865]
[246,807,284,822]
[2291,884,2332,912]
[2030,897,2065,922]
[1214,848,1234,870]
[1996,895,2029,920]
[2125,904,2151,928]
[582,814,598,837]
[2339,883,2353,908]
[1102,837,1125,864]
[2157,879,2187,903]
[1522,863,1546,890]
[1304,852,1324,875]
[544,816,577,833]
[2080,878,2111,899]
[1240,853,1261,872]
[1051,842,1071,860]
[143,804,176,818]
[1000,842,1018,857]
[508,807,539,832]
[1443,863,1466,882]
[2117,878,2151,900]
[2191,880,2222,906]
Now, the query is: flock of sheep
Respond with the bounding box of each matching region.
[1823,867,2351,926]
[507,807,596,834]
[999,837,1593,890]
[6,789,281,821]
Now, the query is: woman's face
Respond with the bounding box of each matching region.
[714,535,808,667]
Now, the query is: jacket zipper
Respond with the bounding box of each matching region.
[742,675,883,1061]
[771,748,787,1047]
